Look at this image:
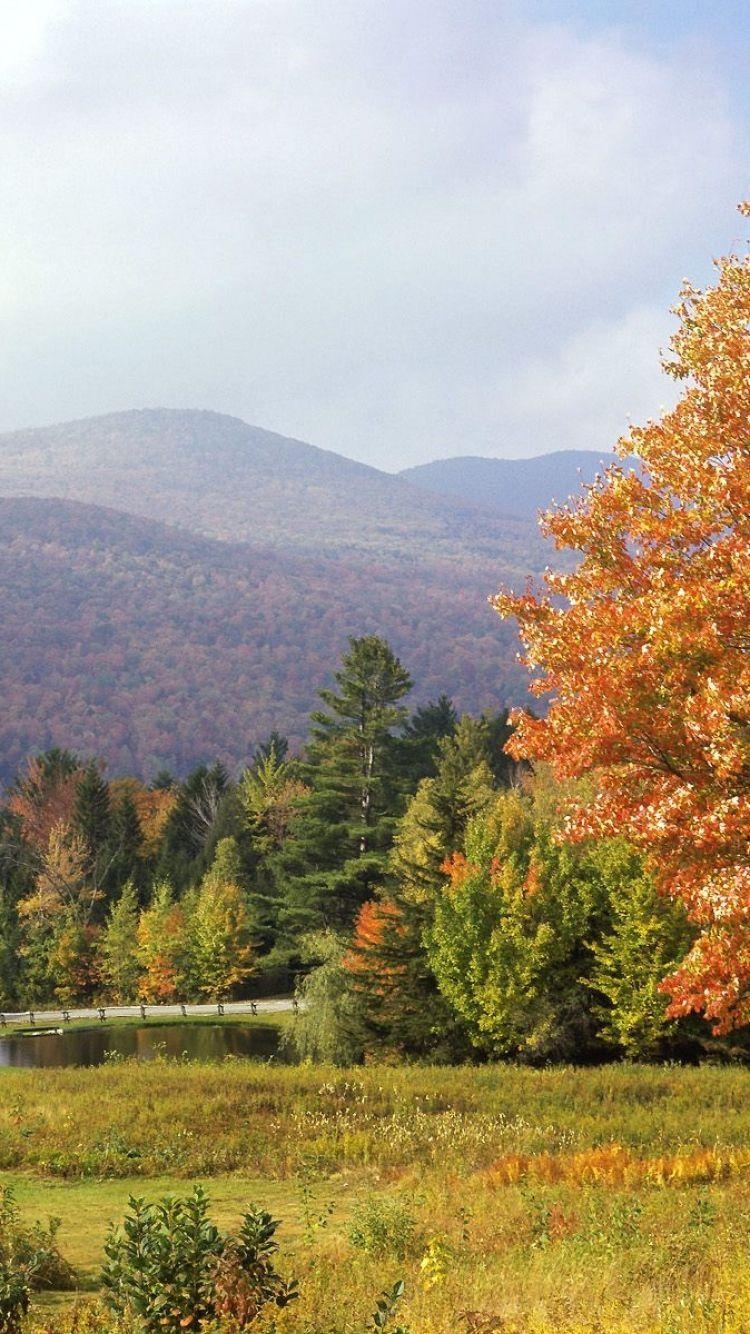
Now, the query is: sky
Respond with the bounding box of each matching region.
[1,1,749,470]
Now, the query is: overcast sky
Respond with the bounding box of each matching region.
[2,1,748,469]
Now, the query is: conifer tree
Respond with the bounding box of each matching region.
[107,794,145,900]
[346,715,496,1059]
[277,636,412,937]
[72,763,112,904]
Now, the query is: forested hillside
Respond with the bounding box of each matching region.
[0,409,549,561]
[0,497,531,782]
[400,450,621,515]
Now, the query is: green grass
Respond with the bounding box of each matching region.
[7,1060,750,1331]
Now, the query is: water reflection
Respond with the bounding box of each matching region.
[0,1022,284,1068]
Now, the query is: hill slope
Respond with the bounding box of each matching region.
[0,497,532,783]
[0,409,545,566]
[400,451,620,517]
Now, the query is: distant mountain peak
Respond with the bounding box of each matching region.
[399,450,621,517]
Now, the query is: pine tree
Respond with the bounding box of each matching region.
[72,763,112,904]
[347,716,496,1059]
[107,794,145,900]
[394,695,458,790]
[276,636,412,939]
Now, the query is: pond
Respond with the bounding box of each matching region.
[0,1022,287,1068]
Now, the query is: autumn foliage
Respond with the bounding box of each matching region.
[494,205,750,1032]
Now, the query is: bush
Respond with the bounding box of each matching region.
[100,1185,298,1331]
[348,1195,421,1260]
[0,1186,76,1334]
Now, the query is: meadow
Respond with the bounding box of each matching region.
[4,1053,750,1332]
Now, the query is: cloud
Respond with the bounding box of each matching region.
[0,2,744,465]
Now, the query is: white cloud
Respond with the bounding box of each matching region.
[0,2,744,465]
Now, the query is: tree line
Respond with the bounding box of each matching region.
[0,634,708,1061]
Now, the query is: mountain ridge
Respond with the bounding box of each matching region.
[399,450,621,517]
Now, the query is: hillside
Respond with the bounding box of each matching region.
[400,450,620,516]
[0,498,533,783]
[0,409,546,566]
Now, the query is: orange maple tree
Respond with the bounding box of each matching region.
[493,205,750,1032]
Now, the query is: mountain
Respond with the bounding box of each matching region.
[0,409,544,566]
[0,410,607,782]
[399,451,620,517]
[0,497,531,783]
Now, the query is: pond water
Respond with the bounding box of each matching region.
[0,1022,286,1068]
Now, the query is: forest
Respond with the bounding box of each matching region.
[0,632,709,1065]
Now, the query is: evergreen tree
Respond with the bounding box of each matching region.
[346,715,496,1060]
[107,794,145,900]
[276,636,412,938]
[394,695,458,790]
[588,855,695,1058]
[72,763,112,903]
[157,763,231,891]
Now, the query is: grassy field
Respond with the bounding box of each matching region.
[5,1056,750,1332]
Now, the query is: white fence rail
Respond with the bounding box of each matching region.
[0,998,298,1028]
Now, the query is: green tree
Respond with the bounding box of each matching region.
[587,853,694,1057]
[277,636,412,937]
[394,695,458,789]
[343,715,497,1060]
[106,793,145,901]
[157,763,231,891]
[284,931,364,1066]
[72,763,112,897]
[190,838,255,999]
[427,774,612,1062]
[100,881,141,1002]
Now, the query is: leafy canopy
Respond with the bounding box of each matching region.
[494,203,750,1032]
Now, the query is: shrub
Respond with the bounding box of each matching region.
[100,1185,297,1331]
[0,1186,76,1334]
[348,1195,421,1260]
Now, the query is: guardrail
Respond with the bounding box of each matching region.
[0,998,299,1028]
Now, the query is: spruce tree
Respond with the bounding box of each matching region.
[277,636,412,938]
[72,763,112,903]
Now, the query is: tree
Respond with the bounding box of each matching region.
[284,931,364,1066]
[493,204,750,1033]
[587,855,694,1058]
[427,774,613,1061]
[73,763,112,876]
[100,881,141,1002]
[8,750,82,854]
[189,838,255,999]
[394,695,458,789]
[137,881,188,1002]
[277,636,412,936]
[345,715,497,1060]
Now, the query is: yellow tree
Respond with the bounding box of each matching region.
[493,204,750,1032]
[190,839,255,999]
